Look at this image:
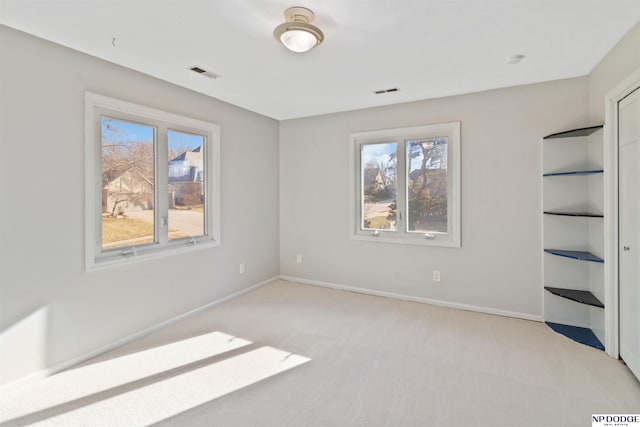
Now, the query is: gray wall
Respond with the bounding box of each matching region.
[0,26,280,385]
[280,77,589,318]
[589,22,640,124]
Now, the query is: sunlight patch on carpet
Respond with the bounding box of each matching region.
[18,346,310,426]
[0,331,251,423]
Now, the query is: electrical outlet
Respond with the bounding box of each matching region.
[433,270,441,282]
[296,254,302,264]
[239,263,245,274]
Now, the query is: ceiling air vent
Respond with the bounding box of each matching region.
[374,87,399,94]
[190,66,221,79]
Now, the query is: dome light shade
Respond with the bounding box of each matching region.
[279,27,319,52]
[274,7,324,53]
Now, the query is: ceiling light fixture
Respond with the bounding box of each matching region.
[274,7,324,53]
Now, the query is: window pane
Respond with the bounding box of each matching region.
[168,130,205,240]
[101,118,155,249]
[407,138,448,233]
[361,142,397,231]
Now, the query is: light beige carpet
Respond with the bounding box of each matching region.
[1,279,639,426]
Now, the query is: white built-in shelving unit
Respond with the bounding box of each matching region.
[542,125,605,350]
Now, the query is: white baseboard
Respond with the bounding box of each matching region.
[280,275,543,323]
[1,276,279,392]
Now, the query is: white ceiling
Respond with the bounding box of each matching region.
[1,1,639,120]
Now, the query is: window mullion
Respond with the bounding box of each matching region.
[156,126,169,245]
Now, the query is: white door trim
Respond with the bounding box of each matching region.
[604,66,640,359]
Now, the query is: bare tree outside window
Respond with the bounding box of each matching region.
[101,118,155,249]
[361,142,397,230]
[407,138,448,233]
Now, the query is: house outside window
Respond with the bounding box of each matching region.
[350,122,460,247]
[85,93,220,269]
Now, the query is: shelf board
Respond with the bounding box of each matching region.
[543,211,603,218]
[544,286,604,308]
[545,322,604,351]
[544,249,604,263]
[543,125,604,140]
[543,169,603,177]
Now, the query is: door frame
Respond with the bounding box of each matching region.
[604,66,640,359]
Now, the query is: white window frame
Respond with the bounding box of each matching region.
[85,92,221,270]
[349,122,461,247]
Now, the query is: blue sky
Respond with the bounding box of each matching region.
[362,141,396,167]
[168,130,204,152]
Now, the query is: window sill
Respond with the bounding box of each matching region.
[86,239,220,272]
[350,233,460,248]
